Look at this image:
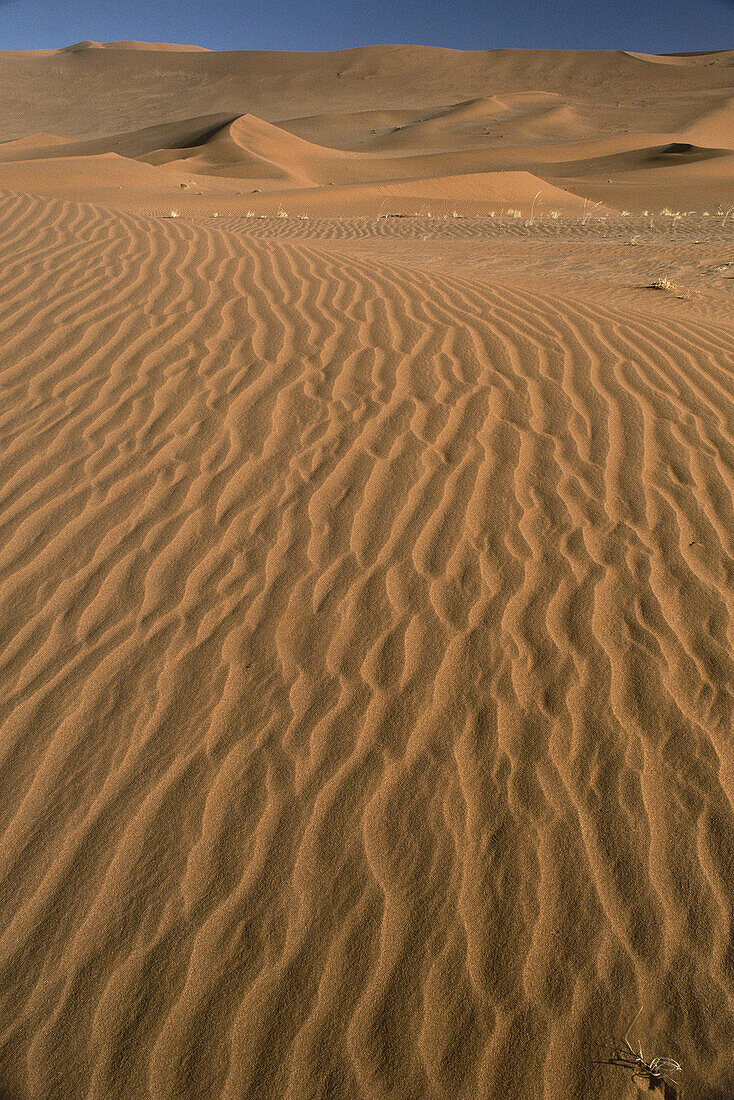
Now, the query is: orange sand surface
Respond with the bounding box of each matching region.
[0,43,734,1100]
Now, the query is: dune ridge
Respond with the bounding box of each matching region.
[0,189,733,1098]
[0,43,732,213]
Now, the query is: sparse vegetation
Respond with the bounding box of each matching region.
[649,277,676,290]
[581,199,602,224]
[594,1009,682,1097]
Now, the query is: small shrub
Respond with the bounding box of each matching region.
[649,277,675,290]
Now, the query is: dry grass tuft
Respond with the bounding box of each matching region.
[593,1009,682,1098]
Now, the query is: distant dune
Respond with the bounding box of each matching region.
[0,42,732,211]
[0,43,733,1100]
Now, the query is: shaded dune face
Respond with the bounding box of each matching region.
[0,191,733,1099]
[0,44,733,214]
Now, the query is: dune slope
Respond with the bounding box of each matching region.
[0,43,733,212]
[0,191,733,1100]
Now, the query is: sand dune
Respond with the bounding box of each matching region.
[141,114,351,185]
[685,95,734,150]
[624,49,734,66]
[1,41,734,1100]
[0,115,236,162]
[357,93,597,151]
[0,184,733,1099]
[61,39,211,52]
[0,43,732,212]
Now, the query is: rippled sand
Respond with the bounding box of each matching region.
[0,184,732,1100]
[1,38,734,1100]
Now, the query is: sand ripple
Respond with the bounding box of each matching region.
[0,193,733,1099]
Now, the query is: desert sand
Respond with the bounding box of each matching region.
[0,42,733,1100]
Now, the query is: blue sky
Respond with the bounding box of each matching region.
[1,0,732,53]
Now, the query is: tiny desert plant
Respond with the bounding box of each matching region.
[165,210,180,218]
[649,277,675,290]
[276,209,289,218]
[507,208,522,218]
[581,199,602,223]
[594,1008,682,1097]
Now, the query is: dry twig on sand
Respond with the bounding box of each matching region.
[593,1007,682,1097]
